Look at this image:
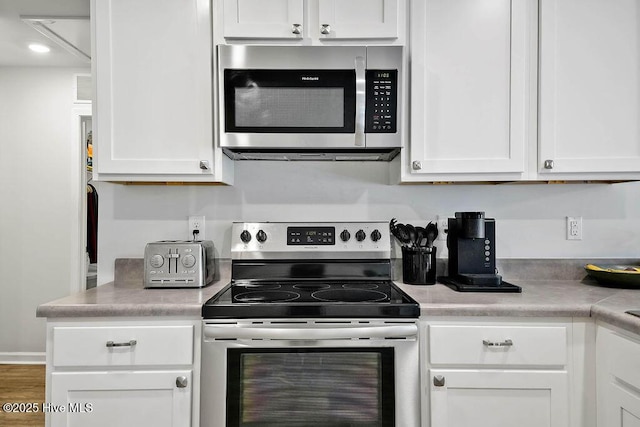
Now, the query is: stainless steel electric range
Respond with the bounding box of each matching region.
[201,222,421,427]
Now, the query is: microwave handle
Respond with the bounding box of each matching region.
[355,56,366,147]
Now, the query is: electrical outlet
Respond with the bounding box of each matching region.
[436,215,449,240]
[566,216,582,240]
[188,216,205,240]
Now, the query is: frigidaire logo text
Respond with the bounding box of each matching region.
[301,76,319,81]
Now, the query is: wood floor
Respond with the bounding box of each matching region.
[0,364,45,427]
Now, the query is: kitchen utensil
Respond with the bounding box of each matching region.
[390,218,412,247]
[415,226,426,248]
[425,222,438,248]
[406,224,417,248]
[395,223,412,246]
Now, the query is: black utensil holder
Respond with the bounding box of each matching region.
[401,246,437,285]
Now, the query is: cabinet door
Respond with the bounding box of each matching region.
[408,0,533,178]
[93,0,214,178]
[430,369,568,427]
[597,326,640,427]
[602,381,640,427]
[50,370,191,427]
[222,0,304,39]
[539,0,640,175]
[317,0,398,39]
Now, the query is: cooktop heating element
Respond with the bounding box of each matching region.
[202,222,419,319]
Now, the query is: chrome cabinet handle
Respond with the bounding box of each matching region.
[544,159,554,169]
[176,376,188,388]
[292,23,302,35]
[412,161,422,170]
[106,340,137,348]
[320,24,331,35]
[433,375,445,387]
[199,160,210,170]
[483,339,513,347]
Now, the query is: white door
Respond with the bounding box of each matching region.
[409,0,532,177]
[222,0,304,39]
[93,0,214,178]
[317,0,398,39]
[429,369,568,427]
[49,370,191,427]
[539,0,640,174]
[603,381,640,427]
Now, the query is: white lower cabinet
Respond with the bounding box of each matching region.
[423,319,572,427]
[429,369,567,427]
[45,319,200,427]
[597,324,640,427]
[50,370,192,427]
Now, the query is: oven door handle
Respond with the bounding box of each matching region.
[204,324,418,340]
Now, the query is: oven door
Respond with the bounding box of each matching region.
[218,45,367,150]
[201,320,420,427]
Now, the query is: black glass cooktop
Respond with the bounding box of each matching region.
[202,280,420,319]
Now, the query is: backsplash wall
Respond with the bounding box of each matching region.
[96,161,640,285]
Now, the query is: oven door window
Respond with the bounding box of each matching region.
[224,70,356,133]
[226,348,395,427]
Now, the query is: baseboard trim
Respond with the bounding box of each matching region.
[0,352,46,364]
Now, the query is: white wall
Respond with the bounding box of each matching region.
[97,161,640,284]
[0,67,89,357]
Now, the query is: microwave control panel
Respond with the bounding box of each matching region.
[365,70,398,133]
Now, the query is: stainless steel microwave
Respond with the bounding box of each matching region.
[218,45,403,161]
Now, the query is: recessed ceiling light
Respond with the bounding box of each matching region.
[28,43,50,53]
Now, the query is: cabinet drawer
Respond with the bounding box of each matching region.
[53,325,194,367]
[429,324,567,367]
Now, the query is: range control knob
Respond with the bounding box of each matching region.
[370,229,382,242]
[182,254,196,268]
[149,254,164,268]
[240,230,252,243]
[256,230,268,243]
[355,229,366,242]
[340,230,351,242]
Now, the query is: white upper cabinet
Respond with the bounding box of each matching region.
[538,0,640,179]
[317,0,398,39]
[220,0,402,42]
[92,0,232,183]
[405,0,536,182]
[222,0,304,39]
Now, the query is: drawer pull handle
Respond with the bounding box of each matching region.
[483,339,513,347]
[106,340,137,348]
[433,375,445,387]
[176,376,188,388]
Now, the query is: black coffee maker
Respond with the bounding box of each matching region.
[439,212,521,292]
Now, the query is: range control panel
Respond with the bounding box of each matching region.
[231,222,391,260]
[287,227,335,245]
[365,70,398,133]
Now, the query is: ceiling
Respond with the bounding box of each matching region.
[0,0,90,67]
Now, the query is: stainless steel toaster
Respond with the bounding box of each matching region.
[144,240,215,288]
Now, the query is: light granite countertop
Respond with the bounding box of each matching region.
[36,259,640,336]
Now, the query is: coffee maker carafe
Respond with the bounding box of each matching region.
[439,212,521,292]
